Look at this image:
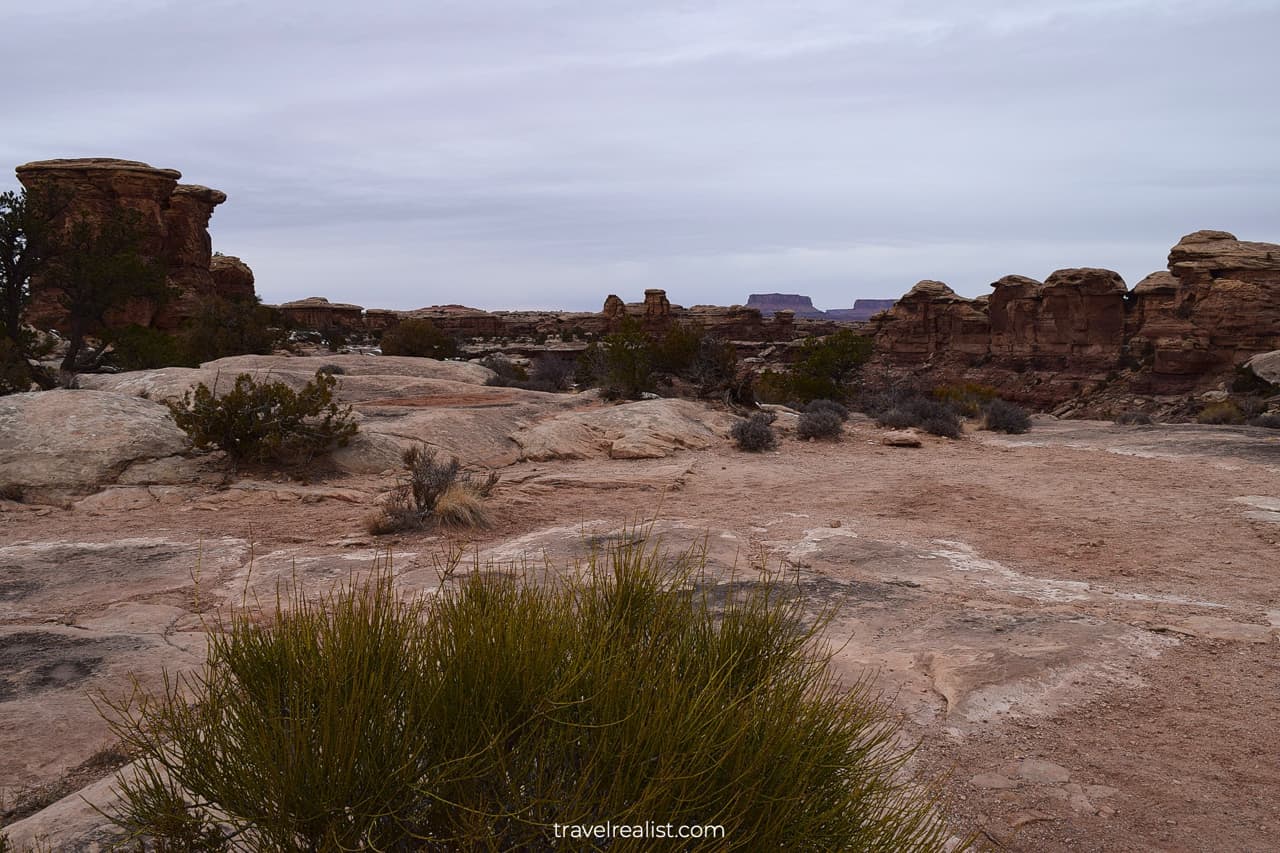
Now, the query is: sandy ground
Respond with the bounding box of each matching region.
[2,414,1278,850]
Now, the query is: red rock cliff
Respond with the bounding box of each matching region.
[15,158,253,331]
[871,231,1280,407]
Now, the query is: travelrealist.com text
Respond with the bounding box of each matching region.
[552,821,726,841]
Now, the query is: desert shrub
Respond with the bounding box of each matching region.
[690,336,744,397]
[918,414,962,439]
[380,319,457,359]
[797,409,843,440]
[183,296,286,364]
[861,389,963,438]
[528,355,575,391]
[804,398,850,421]
[600,318,655,399]
[0,335,33,395]
[167,370,357,468]
[1249,413,1280,429]
[651,322,704,375]
[575,317,655,400]
[316,363,345,375]
[1237,395,1269,419]
[322,326,347,353]
[482,354,574,392]
[574,341,607,387]
[366,445,498,534]
[980,398,1031,434]
[1197,400,1244,425]
[101,537,955,851]
[106,325,194,370]
[481,355,529,386]
[932,383,998,417]
[760,330,873,404]
[731,412,778,451]
[1114,411,1153,426]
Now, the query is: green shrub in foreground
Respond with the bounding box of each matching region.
[167,370,357,468]
[102,537,957,852]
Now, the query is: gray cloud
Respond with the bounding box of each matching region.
[3,0,1277,310]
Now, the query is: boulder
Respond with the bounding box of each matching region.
[0,391,188,496]
[882,430,923,448]
[1244,350,1280,387]
[512,399,733,461]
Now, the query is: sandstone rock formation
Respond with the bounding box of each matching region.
[277,297,365,331]
[58,354,735,486]
[871,231,1280,408]
[209,254,255,301]
[511,398,732,461]
[15,158,253,332]
[0,390,191,499]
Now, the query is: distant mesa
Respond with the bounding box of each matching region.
[828,300,897,322]
[746,294,896,321]
[746,293,825,318]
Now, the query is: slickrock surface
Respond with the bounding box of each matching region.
[3,394,1278,850]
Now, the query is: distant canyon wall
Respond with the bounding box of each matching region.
[870,230,1280,408]
[277,288,819,343]
[15,158,254,331]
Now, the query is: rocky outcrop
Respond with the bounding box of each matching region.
[209,254,256,301]
[15,158,253,331]
[871,231,1280,409]
[0,390,191,499]
[510,398,732,461]
[278,297,365,331]
[875,281,990,361]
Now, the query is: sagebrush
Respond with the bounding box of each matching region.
[367,445,498,534]
[731,411,777,451]
[980,398,1031,434]
[797,409,843,440]
[859,388,962,439]
[101,536,959,851]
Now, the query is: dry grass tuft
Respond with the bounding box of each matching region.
[433,483,490,528]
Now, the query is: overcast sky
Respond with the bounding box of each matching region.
[3,1,1277,311]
